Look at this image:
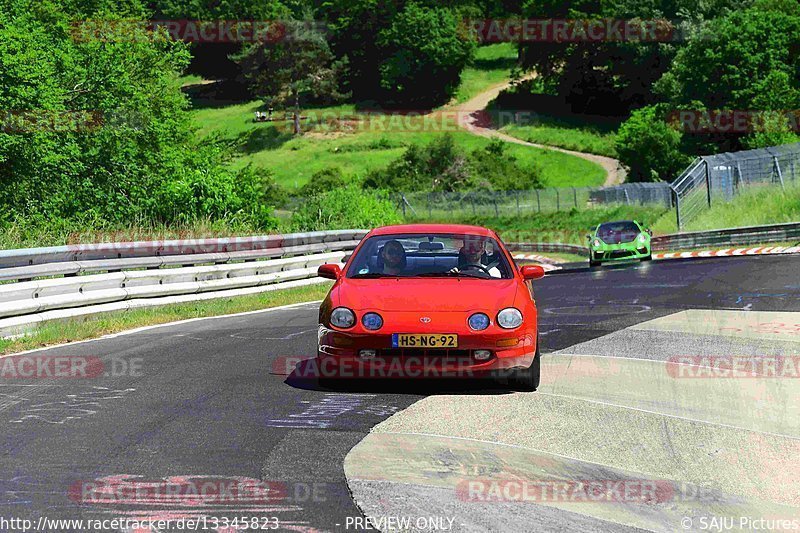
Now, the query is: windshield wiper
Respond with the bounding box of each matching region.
[350,272,392,279]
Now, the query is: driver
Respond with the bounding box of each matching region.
[452,238,501,278]
[380,240,407,275]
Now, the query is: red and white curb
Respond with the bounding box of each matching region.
[654,245,800,260]
[512,254,563,271]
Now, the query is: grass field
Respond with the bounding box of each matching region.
[652,184,800,234]
[414,204,669,244]
[452,43,518,104]
[187,43,606,190]
[497,109,620,158]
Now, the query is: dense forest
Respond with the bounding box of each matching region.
[0,0,797,236]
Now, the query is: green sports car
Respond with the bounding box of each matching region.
[587,220,653,267]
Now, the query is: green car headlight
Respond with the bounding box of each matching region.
[592,239,602,248]
[638,234,647,243]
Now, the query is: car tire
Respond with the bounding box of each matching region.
[512,341,541,392]
[589,258,601,267]
[641,254,652,262]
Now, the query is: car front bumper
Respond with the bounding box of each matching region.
[316,327,536,379]
[591,242,650,262]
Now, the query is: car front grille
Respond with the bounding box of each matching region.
[609,250,635,259]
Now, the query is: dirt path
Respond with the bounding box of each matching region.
[452,78,625,186]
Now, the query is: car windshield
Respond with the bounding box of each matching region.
[346,233,513,279]
[597,221,640,240]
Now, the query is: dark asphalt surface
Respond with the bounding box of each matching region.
[0,254,798,532]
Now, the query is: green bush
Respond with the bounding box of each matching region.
[0,0,280,232]
[616,106,691,182]
[364,135,543,192]
[469,139,542,190]
[290,186,401,231]
[298,167,348,197]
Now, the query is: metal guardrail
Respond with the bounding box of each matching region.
[652,222,800,251]
[0,231,367,335]
[507,242,588,255]
[0,253,346,320]
[0,230,367,269]
[0,241,362,282]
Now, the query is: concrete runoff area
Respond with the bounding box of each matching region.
[345,309,800,531]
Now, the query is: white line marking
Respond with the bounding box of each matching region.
[0,300,322,358]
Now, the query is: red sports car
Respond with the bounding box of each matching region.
[316,224,545,390]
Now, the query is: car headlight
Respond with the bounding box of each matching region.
[638,233,647,243]
[593,239,602,248]
[361,312,383,331]
[330,307,355,328]
[468,313,490,331]
[497,308,523,329]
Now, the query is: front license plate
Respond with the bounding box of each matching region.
[392,334,458,348]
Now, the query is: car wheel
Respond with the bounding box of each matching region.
[589,258,601,267]
[641,254,652,262]
[512,342,541,392]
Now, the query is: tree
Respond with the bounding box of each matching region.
[233,18,349,134]
[655,1,800,110]
[377,4,475,107]
[0,0,280,228]
[654,0,800,150]
[517,0,749,114]
[615,105,691,182]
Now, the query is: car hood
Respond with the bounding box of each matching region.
[332,278,519,312]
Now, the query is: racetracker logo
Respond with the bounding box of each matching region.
[456,479,675,503]
[464,18,679,43]
[666,110,800,133]
[263,109,534,134]
[69,20,327,43]
[273,355,506,379]
[0,355,103,379]
[68,475,337,505]
[0,110,103,133]
[667,356,800,379]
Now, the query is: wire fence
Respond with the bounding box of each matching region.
[670,143,800,229]
[397,182,673,220]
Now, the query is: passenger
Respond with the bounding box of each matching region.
[380,240,407,276]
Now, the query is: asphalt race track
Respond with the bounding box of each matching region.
[1,254,798,532]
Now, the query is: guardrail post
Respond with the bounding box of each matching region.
[536,189,541,212]
[705,160,712,207]
[556,189,560,211]
[735,162,743,195]
[515,191,520,216]
[774,157,786,190]
[672,188,682,230]
[427,192,432,219]
[573,187,577,208]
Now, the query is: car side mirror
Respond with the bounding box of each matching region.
[586,234,591,240]
[646,229,653,236]
[520,265,546,281]
[341,254,351,263]
[318,263,342,280]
